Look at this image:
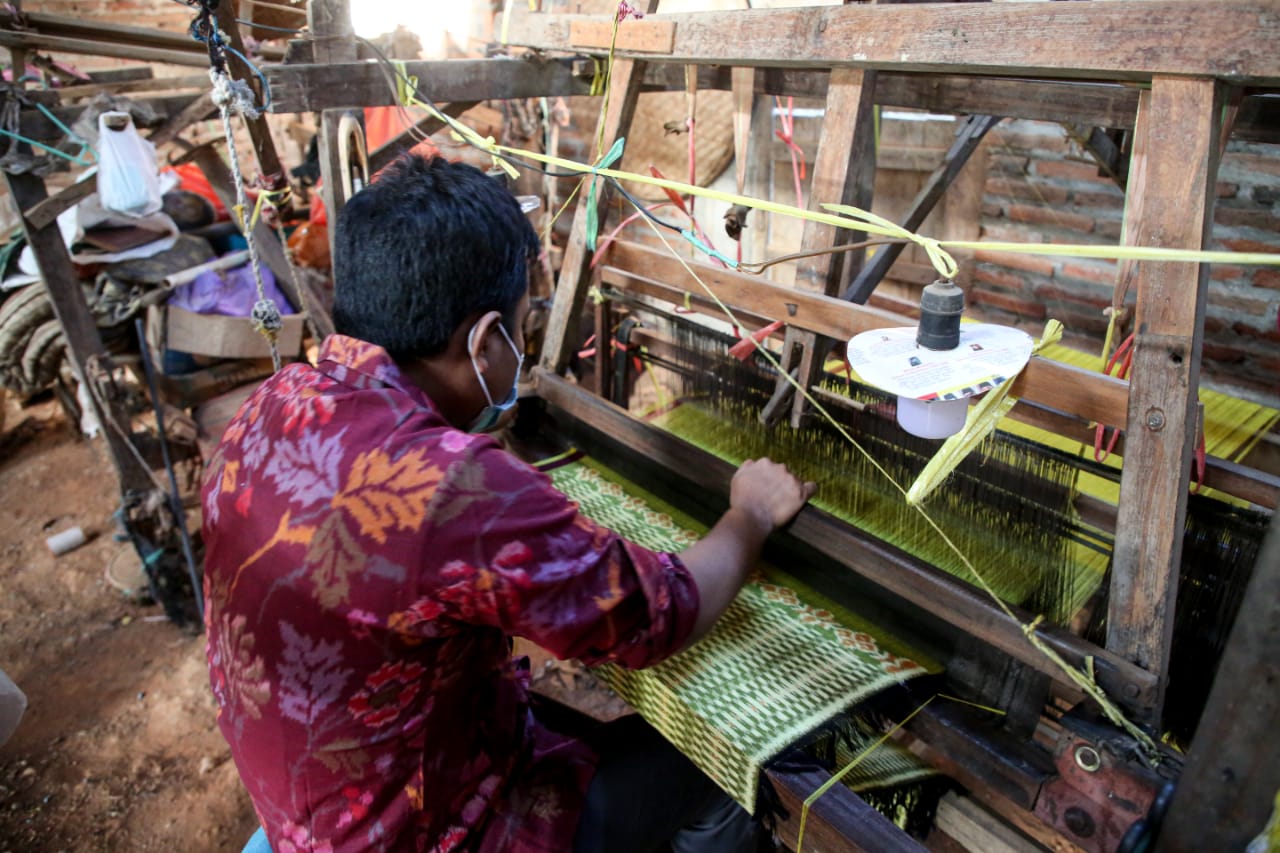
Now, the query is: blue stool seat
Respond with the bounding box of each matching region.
[243,826,273,853]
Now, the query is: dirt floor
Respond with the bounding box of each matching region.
[0,393,256,852]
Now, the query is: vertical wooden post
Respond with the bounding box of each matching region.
[762,67,876,427]
[539,0,660,374]
[1106,77,1224,718]
[539,58,651,373]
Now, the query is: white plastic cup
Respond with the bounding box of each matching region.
[45,526,87,557]
[897,396,969,439]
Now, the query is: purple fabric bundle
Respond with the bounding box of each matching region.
[169,263,296,317]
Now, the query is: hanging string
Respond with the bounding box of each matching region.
[775,95,806,209]
[183,0,285,370]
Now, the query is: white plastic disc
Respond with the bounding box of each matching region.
[846,323,1034,401]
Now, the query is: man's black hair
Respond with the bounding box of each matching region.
[332,154,539,359]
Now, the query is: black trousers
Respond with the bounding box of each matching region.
[572,715,761,853]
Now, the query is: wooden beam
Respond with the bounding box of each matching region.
[508,3,1280,84]
[766,768,926,853]
[1155,510,1280,852]
[53,74,211,101]
[600,242,1131,429]
[646,66,1280,143]
[1106,78,1224,712]
[533,368,1160,717]
[265,57,592,114]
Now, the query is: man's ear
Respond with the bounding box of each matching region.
[465,310,505,369]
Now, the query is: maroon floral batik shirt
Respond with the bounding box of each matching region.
[202,335,699,852]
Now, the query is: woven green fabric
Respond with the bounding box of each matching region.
[544,456,939,812]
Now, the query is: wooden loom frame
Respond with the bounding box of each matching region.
[495,3,1280,850]
[4,0,1278,849]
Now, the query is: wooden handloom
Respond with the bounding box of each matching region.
[496,4,1280,850]
[4,0,1279,850]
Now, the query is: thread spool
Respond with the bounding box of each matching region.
[45,526,86,557]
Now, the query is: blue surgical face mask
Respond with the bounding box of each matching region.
[467,319,524,433]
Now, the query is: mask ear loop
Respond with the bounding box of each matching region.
[467,316,499,407]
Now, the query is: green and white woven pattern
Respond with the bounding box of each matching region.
[544,457,938,812]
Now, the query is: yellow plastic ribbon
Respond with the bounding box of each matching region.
[483,141,1280,276]
[905,319,1064,506]
[393,60,519,180]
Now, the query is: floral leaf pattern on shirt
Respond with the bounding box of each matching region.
[209,612,272,720]
[264,429,348,510]
[306,513,365,608]
[277,622,353,726]
[331,447,444,544]
[428,459,489,527]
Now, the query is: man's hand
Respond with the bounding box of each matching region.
[730,457,817,533]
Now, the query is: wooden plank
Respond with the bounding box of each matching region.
[539,57,652,373]
[508,3,1280,84]
[647,66,1144,128]
[264,57,591,114]
[773,67,877,427]
[532,369,1160,716]
[367,101,478,175]
[600,242,1132,429]
[569,18,675,54]
[765,768,926,853]
[934,793,1041,853]
[648,66,1280,142]
[1155,510,1280,853]
[1106,78,1224,709]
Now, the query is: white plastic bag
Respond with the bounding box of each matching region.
[96,111,162,218]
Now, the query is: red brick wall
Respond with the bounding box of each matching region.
[972,119,1280,402]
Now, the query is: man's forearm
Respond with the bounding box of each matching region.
[678,507,771,646]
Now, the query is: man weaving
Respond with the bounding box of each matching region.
[202,154,815,853]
